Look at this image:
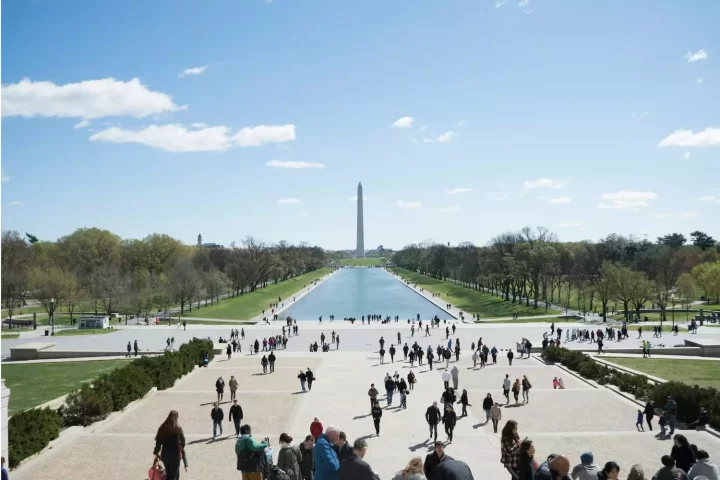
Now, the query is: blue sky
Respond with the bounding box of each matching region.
[2,0,719,250]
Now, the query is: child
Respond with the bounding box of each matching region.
[553,377,559,390]
[636,409,644,431]
[659,413,667,436]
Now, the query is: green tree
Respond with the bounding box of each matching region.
[676,273,697,320]
[168,257,200,314]
[692,262,720,304]
[690,231,716,251]
[1,231,32,319]
[657,233,686,249]
[28,266,75,322]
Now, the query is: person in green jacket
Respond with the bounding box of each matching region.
[236,424,269,480]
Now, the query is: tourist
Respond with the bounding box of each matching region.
[522,376,532,403]
[368,383,379,411]
[671,434,696,474]
[400,384,408,409]
[261,355,269,374]
[500,420,521,479]
[425,441,453,480]
[153,410,187,480]
[653,455,688,480]
[643,401,655,431]
[268,351,276,373]
[491,346,498,364]
[458,389,471,417]
[626,465,646,480]
[299,370,308,392]
[572,452,600,480]
[211,402,224,440]
[394,457,426,480]
[442,369,451,390]
[380,347,386,365]
[278,433,303,480]
[338,438,375,480]
[444,348,452,369]
[311,417,324,439]
[336,335,340,350]
[451,365,459,390]
[482,394,494,422]
[664,397,678,435]
[404,343,410,360]
[227,343,232,360]
[636,410,645,432]
[428,349,435,370]
[558,378,565,389]
[519,439,536,480]
[535,455,573,480]
[434,458,474,480]
[508,349,514,366]
[306,368,315,390]
[300,435,315,480]
[216,376,225,403]
[333,432,353,461]
[254,339,259,354]
[134,340,139,357]
[408,371,416,391]
[390,345,396,363]
[126,341,131,357]
[385,376,395,406]
[596,463,620,480]
[229,399,244,436]
[503,374,512,404]
[443,404,457,442]
[598,338,604,355]
[236,424,269,480]
[426,401,442,442]
[314,426,341,480]
[687,450,718,480]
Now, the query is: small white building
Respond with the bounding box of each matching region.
[78,316,110,329]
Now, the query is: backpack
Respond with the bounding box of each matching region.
[270,464,292,480]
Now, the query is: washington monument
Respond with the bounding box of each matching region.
[356,182,364,258]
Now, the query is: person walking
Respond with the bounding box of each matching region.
[458,390,471,417]
[408,371,416,391]
[507,349,514,366]
[643,401,655,431]
[482,394,493,422]
[390,345,396,363]
[126,341,131,358]
[227,343,232,360]
[490,402,502,433]
[451,365,459,390]
[665,396,678,435]
[512,379,521,405]
[306,368,315,391]
[368,384,379,412]
[379,347,386,365]
[216,376,225,403]
[503,374,511,404]
[300,436,315,480]
[403,343,409,360]
[269,351,276,373]
[426,401,441,442]
[261,355,269,374]
[224,396,243,434]
[519,439,536,480]
[427,349,435,370]
[211,402,224,440]
[442,404,457,443]
[310,417,324,440]
[424,441,452,480]
[134,340,139,357]
[236,424,269,480]
[385,376,395,406]
[372,401,383,436]
[500,420,521,480]
[227,375,238,401]
[521,375,532,404]
[153,410,187,479]
[296,370,307,391]
[278,433,303,480]
[444,348,452,369]
[491,346,498,364]
[442,370,451,390]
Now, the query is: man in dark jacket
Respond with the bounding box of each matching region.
[300,435,315,480]
[534,454,572,480]
[426,401,441,442]
[211,402,224,440]
[229,399,244,437]
[389,345,396,363]
[435,458,474,480]
[424,441,453,480]
[339,438,375,480]
[268,351,276,373]
[403,343,409,360]
[384,377,395,406]
[333,431,354,461]
[371,401,383,436]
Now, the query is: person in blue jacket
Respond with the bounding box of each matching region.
[313,425,341,480]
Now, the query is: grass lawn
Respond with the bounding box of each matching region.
[3,359,132,414]
[181,267,334,320]
[390,268,561,318]
[54,328,116,336]
[603,358,720,389]
[1,306,47,317]
[480,317,557,324]
[182,319,256,325]
[339,258,387,266]
[1,333,19,339]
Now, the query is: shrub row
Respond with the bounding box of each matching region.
[543,347,720,430]
[9,337,214,468]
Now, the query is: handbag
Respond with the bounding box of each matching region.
[148,459,166,480]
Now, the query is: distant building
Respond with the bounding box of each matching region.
[201,243,224,249]
[198,233,203,247]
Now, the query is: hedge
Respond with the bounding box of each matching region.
[9,337,213,468]
[543,347,720,430]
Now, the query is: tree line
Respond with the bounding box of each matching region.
[1,228,326,320]
[392,228,720,322]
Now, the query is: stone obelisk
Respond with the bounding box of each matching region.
[356,182,365,258]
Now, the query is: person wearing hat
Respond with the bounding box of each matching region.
[571,452,600,480]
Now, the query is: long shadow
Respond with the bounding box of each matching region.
[187,435,234,445]
[353,413,372,420]
[199,401,217,406]
[292,391,308,395]
[408,439,431,452]
[251,373,267,376]
[472,420,490,429]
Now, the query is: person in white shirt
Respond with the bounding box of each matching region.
[688,450,719,480]
[442,370,451,390]
[503,374,512,404]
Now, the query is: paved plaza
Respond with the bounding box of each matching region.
[11,329,720,480]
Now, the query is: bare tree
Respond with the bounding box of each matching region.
[28,266,74,322]
[1,231,32,319]
[91,264,129,315]
[168,257,200,315]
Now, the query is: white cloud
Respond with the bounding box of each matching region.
[597,190,657,210]
[191,123,208,129]
[422,138,434,143]
[440,206,460,213]
[348,196,369,202]
[392,116,414,128]
[556,222,583,227]
[419,125,428,130]
[1,170,9,182]
[683,152,691,159]
[299,212,309,217]
[656,212,698,219]
[73,119,90,129]
[456,120,467,127]
[657,127,720,148]
[684,49,708,63]
[396,200,422,209]
[631,112,649,120]
[278,198,301,205]
[523,178,568,189]
[437,131,456,143]
[179,65,208,77]
[90,123,295,152]
[694,196,720,203]
[519,0,530,6]
[9,200,22,206]
[549,196,571,204]
[446,187,474,195]
[495,0,507,7]
[266,160,324,169]
[2,78,182,119]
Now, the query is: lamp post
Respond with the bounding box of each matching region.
[50,297,55,336]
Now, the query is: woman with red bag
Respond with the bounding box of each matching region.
[153,410,187,480]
